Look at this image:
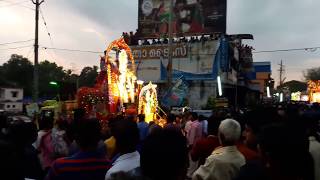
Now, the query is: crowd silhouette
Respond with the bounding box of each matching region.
[0,102,319,180]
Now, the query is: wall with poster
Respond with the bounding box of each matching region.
[131,40,221,82]
[138,0,227,38]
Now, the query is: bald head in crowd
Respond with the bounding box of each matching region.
[218,119,241,146]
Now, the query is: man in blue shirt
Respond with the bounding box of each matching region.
[137,114,149,141]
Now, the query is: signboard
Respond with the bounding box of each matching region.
[131,44,188,59]
[133,40,221,81]
[138,0,227,38]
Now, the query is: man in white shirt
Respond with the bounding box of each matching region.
[309,136,320,180]
[105,118,140,179]
[307,117,320,180]
[192,119,245,180]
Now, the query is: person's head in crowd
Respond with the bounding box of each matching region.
[243,110,268,150]
[175,114,182,124]
[243,107,278,149]
[74,118,101,151]
[0,140,24,180]
[39,116,54,130]
[55,116,68,130]
[189,112,198,122]
[141,129,188,180]
[0,114,8,136]
[207,116,222,136]
[114,118,139,155]
[148,121,162,135]
[107,116,118,137]
[73,108,85,123]
[137,114,145,123]
[218,119,241,146]
[304,114,319,139]
[258,123,314,180]
[198,115,205,122]
[7,120,38,148]
[126,115,136,122]
[167,114,175,124]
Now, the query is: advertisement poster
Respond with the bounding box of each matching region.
[138,0,227,37]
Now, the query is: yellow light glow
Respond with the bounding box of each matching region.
[291,91,301,101]
[138,82,158,123]
[311,92,320,103]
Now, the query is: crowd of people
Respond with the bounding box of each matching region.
[122,31,220,46]
[0,103,320,180]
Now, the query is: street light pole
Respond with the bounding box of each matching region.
[32,0,44,102]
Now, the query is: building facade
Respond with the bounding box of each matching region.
[131,36,245,109]
[0,87,24,113]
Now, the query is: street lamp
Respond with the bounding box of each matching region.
[49,81,60,101]
[267,86,271,98]
[217,76,222,96]
[49,81,58,86]
[280,93,283,102]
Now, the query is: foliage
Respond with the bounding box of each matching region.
[278,80,307,92]
[0,54,99,98]
[78,66,99,88]
[304,67,320,81]
[1,54,34,96]
[203,96,216,110]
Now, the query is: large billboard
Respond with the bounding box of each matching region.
[138,0,227,38]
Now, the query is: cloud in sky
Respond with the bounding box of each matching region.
[1,0,320,83]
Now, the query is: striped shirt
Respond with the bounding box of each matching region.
[46,150,111,180]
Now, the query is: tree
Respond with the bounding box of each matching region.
[38,60,68,98]
[1,54,34,96]
[278,80,307,92]
[304,67,320,80]
[64,69,78,83]
[0,54,101,99]
[78,66,99,87]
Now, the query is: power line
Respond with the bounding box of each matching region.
[39,7,54,47]
[41,46,102,54]
[253,46,320,54]
[0,39,34,46]
[0,0,34,10]
[26,45,33,59]
[0,45,33,50]
[0,0,29,8]
[39,46,320,55]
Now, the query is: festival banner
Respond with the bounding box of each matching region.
[138,0,227,38]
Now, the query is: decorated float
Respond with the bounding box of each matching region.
[77,37,160,122]
[308,80,320,103]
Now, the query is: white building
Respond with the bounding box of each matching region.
[0,87,23,113]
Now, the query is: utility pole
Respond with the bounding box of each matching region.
[167,0,174,88]
[278,60,286,86]
[32,0,44,102]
